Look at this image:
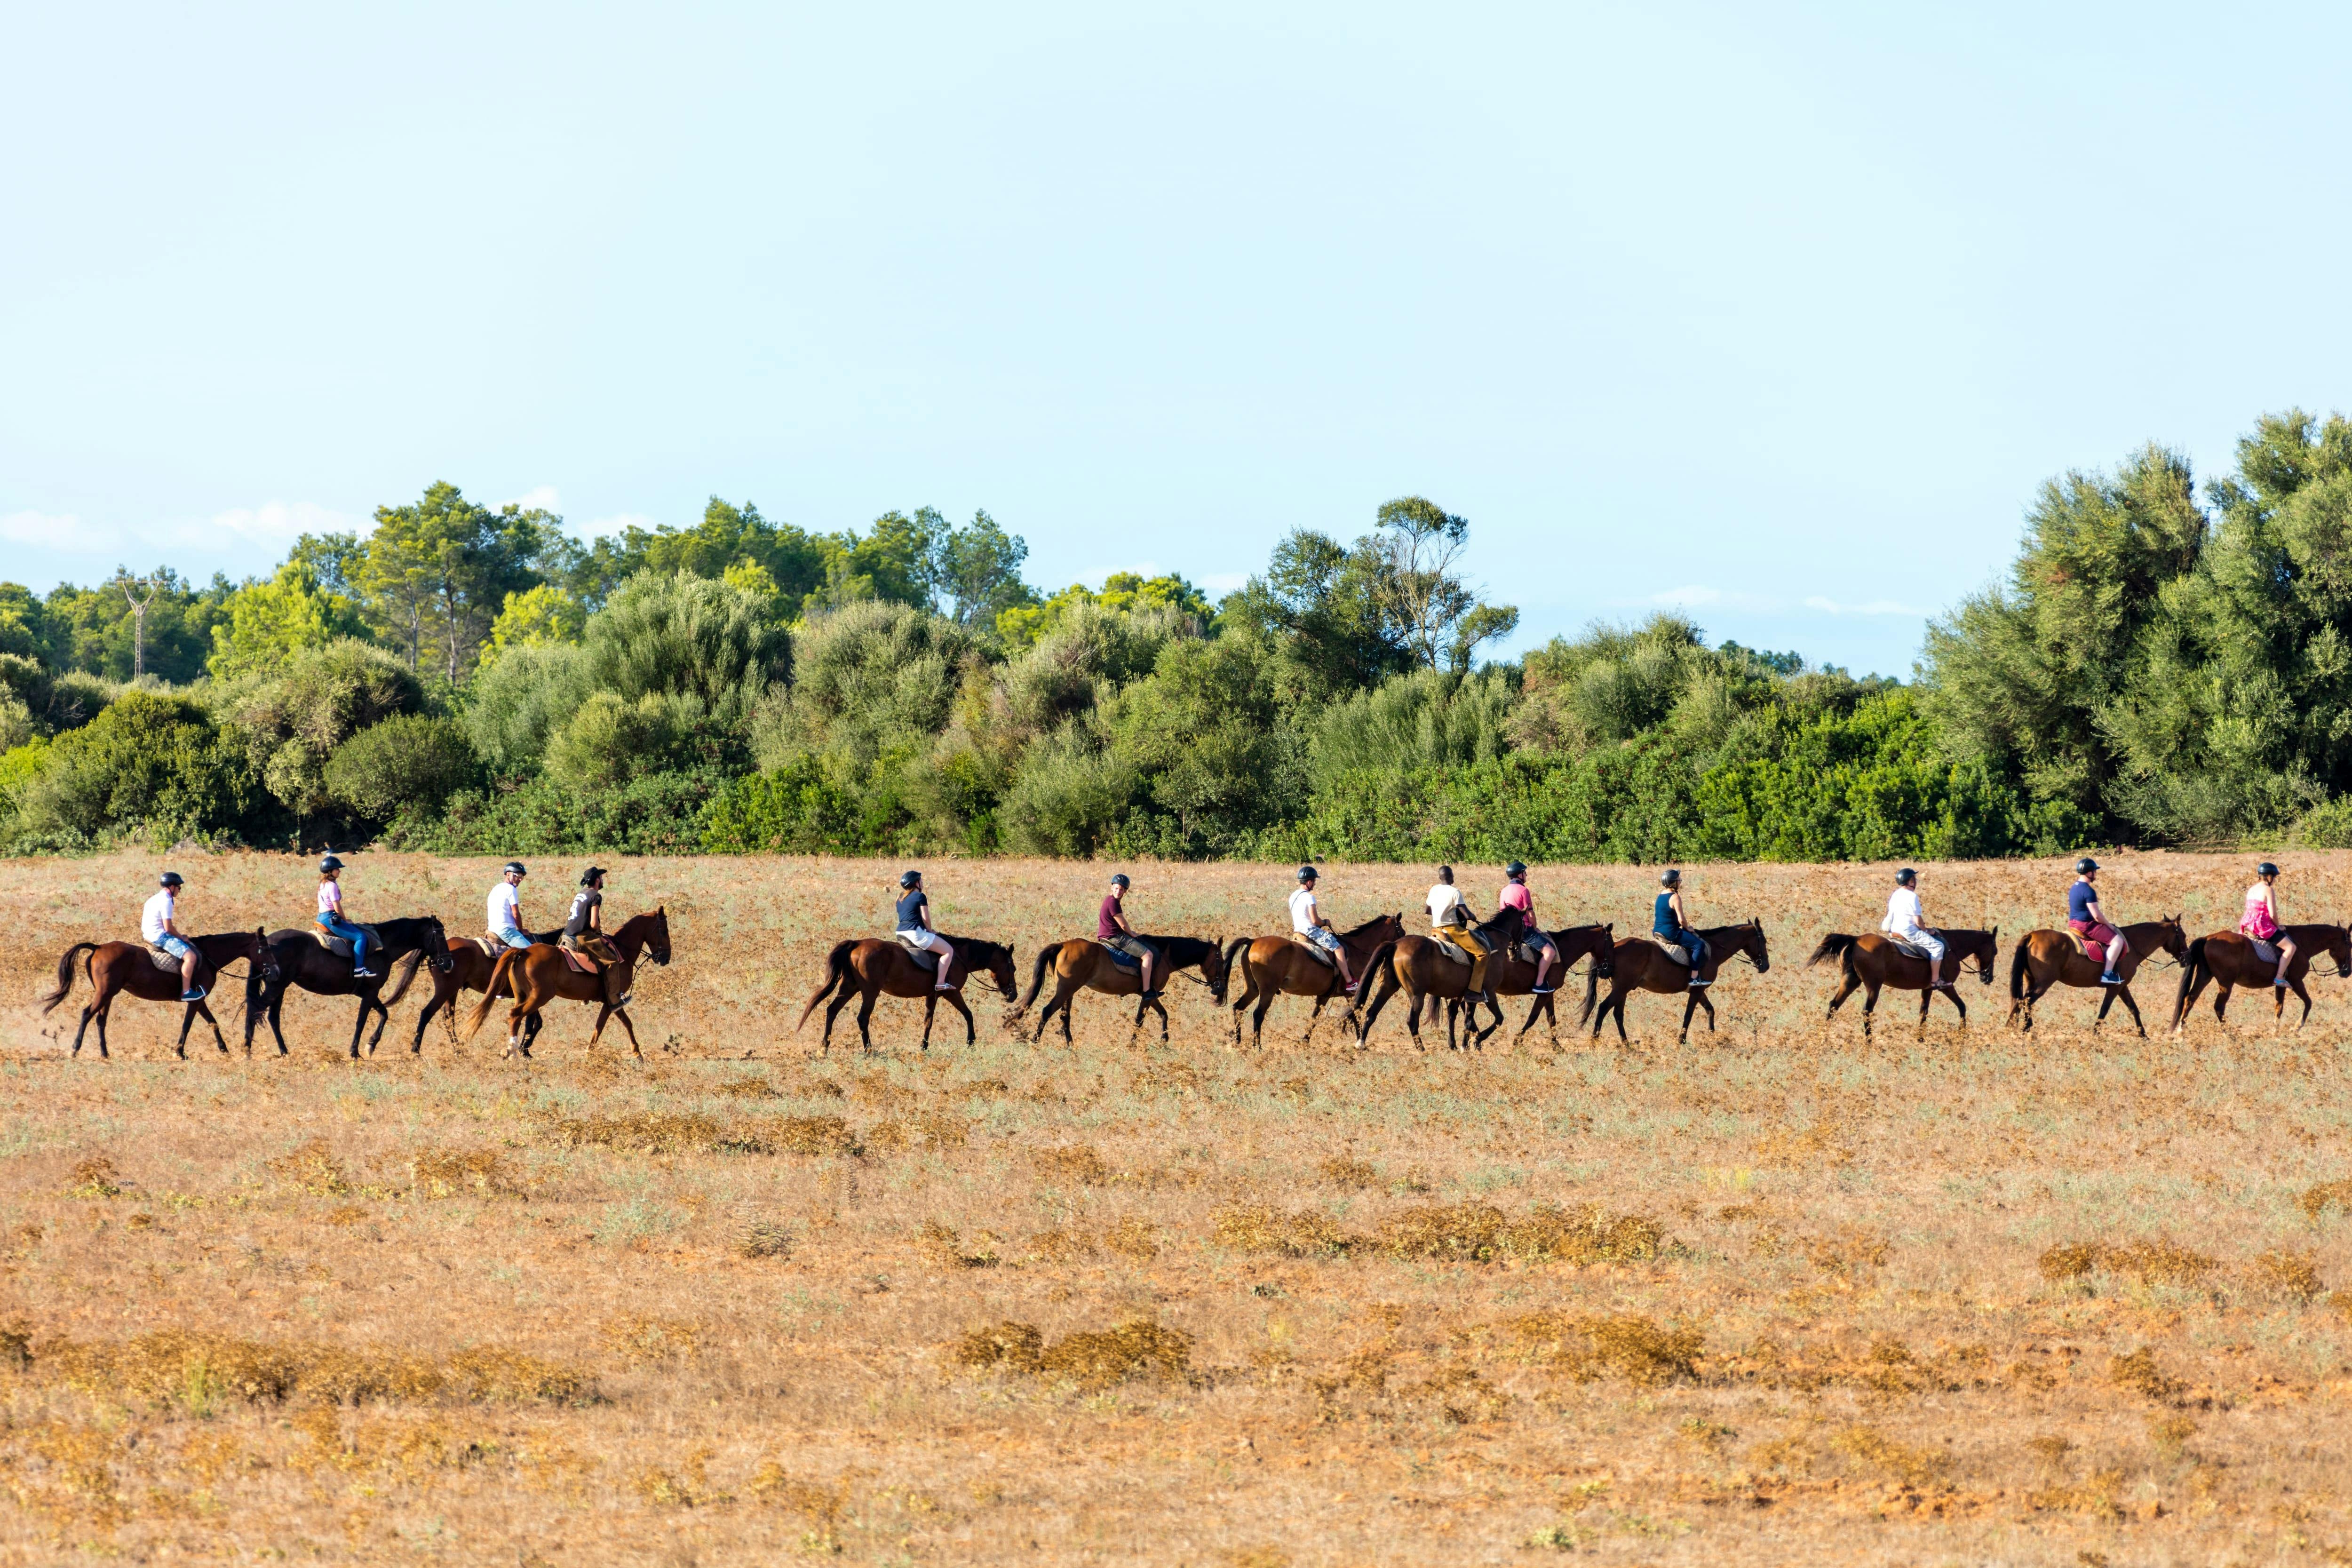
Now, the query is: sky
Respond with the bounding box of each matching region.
[6,2,2352,677]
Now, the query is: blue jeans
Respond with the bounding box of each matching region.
[492,926,534,950]
[318,913,370,970]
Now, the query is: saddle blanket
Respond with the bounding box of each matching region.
[145,945,186,972]
[894,934,943,973]
[558,945,601,975]
[1291,935,1337,970]
[2250,937,2280,965]
[2061,930,2107,967]
[1101,945,1143,973]
[1888,938,1932,960]
[1650,935,1691,967]
[310,924,382,962]
[1432,934,1471,968]
[467,936,499,959]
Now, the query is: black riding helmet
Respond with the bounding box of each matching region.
[1111,873,1129,888]
[1506,860,1527,879]
[1660,868,1681,886]
[159,871,183,887]
[2258,861,2280,878]
[318,854,344,873]
[1297,865,1318,883]
[580,866,606,885]
[2076,857,2099,874]
[1895,868,1917,885]
[503,861,527,877]
[899,869,922,889]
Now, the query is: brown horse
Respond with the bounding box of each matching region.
[40,930,280,1059]
[1589,921,1772,1043]
[1347,910,1616,1051]
[406,930,564,1055]
[1222,913,1406,1049]
[2005,916,2187,1037]
[1015,935,1232,1044]
[461,909,673,1059]
[1447,923,1620,1049]
[2170,923,2352,1033]
[795,932,1018,1054]
[1808,928,2002,1039]
[245,915,452,1059]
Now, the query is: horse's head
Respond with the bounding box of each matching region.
[425,915,454,972]
[646,907,672,967]
[1975,926,2001,984]
[1200,939,1232,1004]
[2158,914,2188,960]
[2328,923,2352,978]
[249,926,282,984]
[1742,917,1771,974]
[985,942,1018,1002]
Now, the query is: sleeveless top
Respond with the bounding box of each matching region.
[1653,891,1682,940]
[2241,887,2280,941]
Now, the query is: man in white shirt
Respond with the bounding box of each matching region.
[1289,866,1359,992]
[141,870,204,1001]
[487,862,533,949]
[1881,867,1947,989]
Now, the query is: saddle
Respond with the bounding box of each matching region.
[467,936,500,959]
[2249,937,2280,965]
[1650,934,1691,967]
[146,945,185,973]
[1291,935,1336,970]
[894,933,942,973]
[1100,944,1144,973]
[558,947,600,975]
[310,924,382,961]
[2060,928,2106,965]
[1888,938,1932,960]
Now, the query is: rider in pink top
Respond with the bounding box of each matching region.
[1497,861,1557,993]
[2241,861,2294,989]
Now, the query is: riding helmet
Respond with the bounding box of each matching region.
[503,861,527,877]
[1660,868,1681,886]
[2075,857,2099,874]
[1506,860,1527,878]
[899,869,922,888]
[318,854,344,873]
[1895,868,1917,885]
[580,866,606,885]
[159,871,183,887]
[1297,865,1319,883]
[1110,873,1129,888]
[2258,861,2280,878]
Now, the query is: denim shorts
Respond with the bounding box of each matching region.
[156,934,193,959]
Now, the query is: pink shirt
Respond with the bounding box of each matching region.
[2241,887,2280,941]
[1498,882,1534,927]
[317,880,343,917]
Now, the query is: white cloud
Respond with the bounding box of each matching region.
[503,485,562,513]
[578,512,654,539]
[2,509,108,551]
[1803,595,1929,617]
[196,500,365,547]
[1650,583,1724,607]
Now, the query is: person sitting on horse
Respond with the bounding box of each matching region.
[895,870,955,992]
[487,862,534,951]
[1881,867,1948,989]
[1289,866,1359,993]
[2066,858,2125,984]
[315,855,376,979]
[563,867,629,1007]
[1098,873,1159,997]
[1497,861,1558,994]
[1654,868,1708,988]
[2242,860,2296,989]
[142,870,205,1002]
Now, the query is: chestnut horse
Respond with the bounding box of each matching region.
[795,932,1018,1055]
[1808,928,2002,1039]
[2170,923,2352,1033]
[462,909,672,1059]
[1447,922,1620,1049]
[2005,916,2187,1037]
[39,930,279,1059]
[406,929,563,1055]
[1347,910,1617,1051]
[245,915,452,1059]
[1588,921,1772,1043]
[1016,935,1232,1044]
[1222,913,1406,1049]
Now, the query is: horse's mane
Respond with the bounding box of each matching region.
[1469,906,1524,946]
[371,914,445,943]
[1338,912,1398,939]
[1144,933,1219,964]
[938,933,1011,963]
[615,908,667,936]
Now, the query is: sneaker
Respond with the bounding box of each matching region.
[179,987,206,1003]
[1531,984,1556,995]
[1689,978,1711,988]
[614,993,634,1007]
[352,968,380,979]
[2099,972,2122,985]
[2274,979,2290,988]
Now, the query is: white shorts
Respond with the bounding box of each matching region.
[897,928,950,953]
[1894,931,1945,959]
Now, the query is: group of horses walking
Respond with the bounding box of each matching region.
[39,908,673,1061]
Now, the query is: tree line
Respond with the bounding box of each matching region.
[7,409,2350,863]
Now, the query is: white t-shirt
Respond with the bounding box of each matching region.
[488,882,523,933]
[1427,883,1464,926]
[142,889,175,944]
[1883,888,1925,938]
[1288,887,1320,935]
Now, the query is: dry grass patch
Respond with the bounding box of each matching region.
[735,1220,795,1259]
[953,1318,1192,1389]
[2038,1238,2217,1287]
[1829,1425,1946,1487]
[406,1146,522,1199]
[30,1328,590,1409]
[2247,1247,2326,1297]
[602,1313,702,1365]
[268,1138,353,1196]
[1213,1203,1359,1258]
[1508,1313,1704,1385]
[65,1154,126,1198]
[1030,1144,1112,1185]
[867,1111,970,1154]
[2297,1178,2352,1219]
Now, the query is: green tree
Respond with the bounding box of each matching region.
[364,482,568,682]
[1369,497,1519,671]
[930,509,1039,629]
[1220,529,1412,703]
[568,497,826,608]
[207,563,370,677]
[14,691,261,846]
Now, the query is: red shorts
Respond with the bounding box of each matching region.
[2068,919,2115,965]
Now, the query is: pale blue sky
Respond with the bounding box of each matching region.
[6,2,2350,675]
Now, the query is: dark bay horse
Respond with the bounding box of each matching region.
[2170,923,2352,1033]
[461,909,672,1059]
[1808,928,2002,1039]
[1449,922,1619,1049]
[1589,922,1772,1043]
[406,929,564,1054]
[245,915,452,1059]
[1016,935,1232,1044]
[40,930,278,1059]
[2006,916,2187,1037]
[1223,913,1406,1049]
[794,932,1018,1054]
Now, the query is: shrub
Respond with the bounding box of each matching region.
[545,691,698,788]
[581,570,788,744]
[393,768,726,854]
[14,691,260,846]
[463,643,587,774]
[325,714,482,822]
[208,639,425,822]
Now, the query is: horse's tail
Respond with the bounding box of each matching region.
[1344,941,1398,1020]
[1223,937,1254,996]
[380,948,428,1009]
[2174,937,2209,1022]
[461,950,521,1042]
[795,940,858,1034]
[1015,940,1060,1016]
[38,943,99,1015]
[2008,935,2032,1002]
[1807,933,1857,969]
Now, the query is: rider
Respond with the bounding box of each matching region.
[1497,861,1558,993]
[895,870,955,992]
[1427,866,1493,999]
[142,870,205,1002]
[563,867,629,1007]
[2066,858,2126,984]
[1290,866,1359,993]
[1098,873,1159,997]
[1654,869,1708,988]
[487,862,534,950]
[315,854,376,979]
[2241,860,2296,989]
[1881,867,1947,990]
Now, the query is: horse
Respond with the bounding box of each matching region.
[1346,909,1614,1051]
[1447,923,1619,1049]
[461,909,673,1059]
[793,932,1018,1055]
[2170,923,2352,1033]
[1015,935,1232,1045]
[39,930,279,1059]
[2005,916,2187,1037]
[244,915,453,1059]
[405,929,565,1055]
[1807,928,2002,1039]
[1222,913,1406,1049]
[1588,921,1772,1043]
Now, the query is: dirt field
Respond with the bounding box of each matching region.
[1,848,2349,1566]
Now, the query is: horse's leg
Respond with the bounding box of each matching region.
[1825,972,1859,1024]
[175,1002,199,1059]
[2213,983,2232,1025]
[1403,984,1426,1052]
[2293,976,2314,1028]
[1679,988,1700,1044]
[2116,985,2145,1037]
[363,989,393,1056]
[856,985,880,1055]
[93,993,111,1059]
[610,1006,644,1059]
[266,986,291,1056]
[411,979,444,1055]
[1251,991,1274,1050]
[944,989,977,1047]
[822,981,856,1053]
[1302,992,1328,1046]
[920,993,939,1052]
[199,998,229,1054]
[1858,980,1878,1041]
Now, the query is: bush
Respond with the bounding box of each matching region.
[394,769,726,855]
[325,715,482,822]
[1000,726,1136,855]
[544,692,703,788]
[700,756,866,853]
[208,639,426,822]
[15,691,260,846]
[0,653,114,734]
[463,643,586,774]
[581,571,788,743]
[2288,795,2352,849]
